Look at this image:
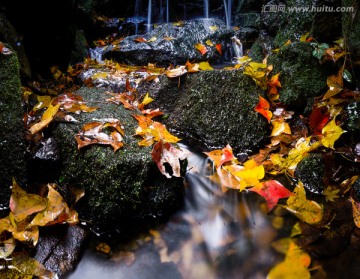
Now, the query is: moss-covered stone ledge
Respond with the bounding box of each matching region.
[53,87,184,238]
[137,69,270,155]
[0,45,27,217]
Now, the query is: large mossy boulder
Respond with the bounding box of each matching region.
[103,18,235,66]
[53,87,184,238]
[138,69,270,154]
[0,46,27,216]
[268,42,329,110]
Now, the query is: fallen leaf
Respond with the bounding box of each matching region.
[286,181,323,225]
[29,103,61,134]
[9,179,48,223]
[195,43,208,55]
[205,39,213,46]
[215,44,223,55]
[321,118,345,149]
[199,61,213,71]
[165,66,187,78]
[250,180,293,211]
[152,141,189,178]
[76,119,125,151]
[255,95,272,122]
[350,197,360,228]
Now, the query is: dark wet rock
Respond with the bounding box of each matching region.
[70,30,89,65]
[295,153,325,194]
[103,18,235,66]
[137,69,270,154]
[28,137,61,183]
[268,42,329,110]
[33,225,88,277]
[53,87,184,238]
[344,101,360,135]
[0,45,27,217]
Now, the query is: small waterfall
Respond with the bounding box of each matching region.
[231,36,243,62]
[223,0,233,27]
[147,0,152,32]
[166,0,169,23]
[204,0,209,18]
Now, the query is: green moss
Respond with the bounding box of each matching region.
[53,87,184,235]
[0,46,27,215]
[268,42,328,110]
[295,153,325,194]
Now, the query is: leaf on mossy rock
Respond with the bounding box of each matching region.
[152,141,189,178]
[75,119,125,151]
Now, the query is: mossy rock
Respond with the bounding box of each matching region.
[295,153,325,194]
[344,101,360,135]
[268,42,329,111]
[53,87,184,238]
[0,45,27,216]
[138,69,270,155]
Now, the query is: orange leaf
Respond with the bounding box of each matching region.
[134,37,147,43]
[215,44,223,55]
[255,95,272,122]
[195,43,208,55]
[204,144,237,169]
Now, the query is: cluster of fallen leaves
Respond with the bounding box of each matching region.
[0,179,82,278]
[203,34,360,277]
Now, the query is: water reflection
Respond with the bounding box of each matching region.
[66,146,283,279]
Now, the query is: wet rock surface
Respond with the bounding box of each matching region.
[33,225,88,277]
[53,87,185,238]
[137,69,270,154]
[103,18,235,66]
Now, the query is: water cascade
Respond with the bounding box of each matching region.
[166,0,169,22]
[223,0,233,28]
[231,35,243,62]
[66,146,280,279]
[204,0,209,18]
[147,0,152,32]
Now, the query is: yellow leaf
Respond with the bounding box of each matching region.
[270,119,291,137]
[141,93,154,106]
[300,32,310,42]
[267,240,311,279]
[205,39,213,46]
[199,61,214,70]
[147,36,157,42]
[286,181,323,225]
[233,159,265,191]
[323,186,340,202]
[9,179,48,222]
[29,103,60,134]
[33,95,52,110]
[194,43,208,55]
[92,72,108,79]
[321,118,345,149]
[209,25,219,32]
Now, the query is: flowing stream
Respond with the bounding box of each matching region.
[65,145,283,279]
